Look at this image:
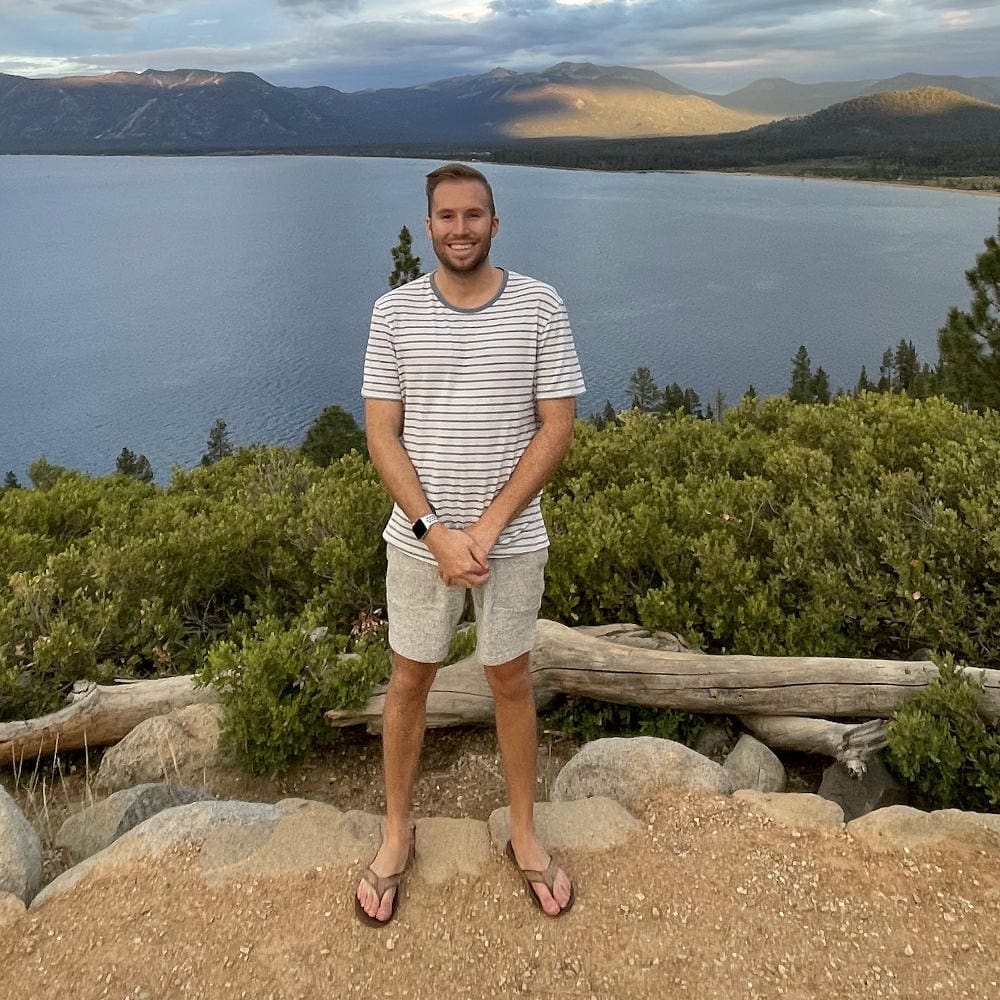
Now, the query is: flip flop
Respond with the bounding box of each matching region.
[505,840,575,917]
[354,826,416,928]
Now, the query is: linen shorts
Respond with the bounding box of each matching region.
[385,544,548,667]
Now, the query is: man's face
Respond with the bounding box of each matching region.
[426,178,499,276]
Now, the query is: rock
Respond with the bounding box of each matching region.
[691,720,738,762]
[551,737,732,815]
[0,783,42,904]
[55,784,217,863]
[818,756,907,821]
[847,805,1000,853]
[94,703,225,793]
[734,791,845,833]
[0,891,26,929]
[723,734,787,792]
[32,800,281,909]
[487,796,643,852]
[411,817,493,885]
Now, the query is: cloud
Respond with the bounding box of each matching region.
[2,1,172,30]
[274,0,360,14]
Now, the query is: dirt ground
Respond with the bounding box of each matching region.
[3,729,1000,1000]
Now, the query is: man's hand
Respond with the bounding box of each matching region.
[425,525,490,587]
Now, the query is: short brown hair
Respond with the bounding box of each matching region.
[425,162,496,217]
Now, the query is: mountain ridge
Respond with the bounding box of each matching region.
[0,63,997,156]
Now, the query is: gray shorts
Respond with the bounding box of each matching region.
[385,544,548,667]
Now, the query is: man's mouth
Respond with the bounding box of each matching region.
[449,242,475,251]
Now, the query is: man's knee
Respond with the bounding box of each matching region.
[484,654,533,703]
[389,653,439,701]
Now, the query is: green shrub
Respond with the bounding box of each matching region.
[197,619,390,776]
[542,696,707,747]
[885,655,1000,812]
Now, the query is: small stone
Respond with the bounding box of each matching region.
[903,944,914,957]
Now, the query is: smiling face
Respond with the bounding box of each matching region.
[425,177,499,276]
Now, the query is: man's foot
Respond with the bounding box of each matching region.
[505,837,574,917]
[354,825,416,927]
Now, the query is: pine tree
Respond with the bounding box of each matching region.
[877,349,896,393]
[626,367,661,412]
[115,447,154,483]
[300,405,366,466]
[810,367,831,404]
[201,419,234,467]
[389,226,423,289]
[894,339,919,394]
[788,346,813,403]
[683,387,702,418]
[660,382,686,414]
[937,214,1000,411]
[855,365,873,395]
[3,470,21,490]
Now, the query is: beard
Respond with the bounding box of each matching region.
[432,233,493,275]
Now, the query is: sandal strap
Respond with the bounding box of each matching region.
[517,857,560,893]
[359,866,404,901]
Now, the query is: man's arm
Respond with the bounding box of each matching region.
[365,398,489,586]
[463,396,576,555]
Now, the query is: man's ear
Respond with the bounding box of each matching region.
[491,215,500,237]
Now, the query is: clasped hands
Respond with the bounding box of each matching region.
[426,523,495,588]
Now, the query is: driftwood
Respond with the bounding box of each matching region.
[0,675,217,764]
[326,619,1000,726]
[5,618,998,766]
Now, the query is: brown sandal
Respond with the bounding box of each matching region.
[354,826,416,928]
[505,840,575,917]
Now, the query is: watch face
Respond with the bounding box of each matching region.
[413,518,427,539]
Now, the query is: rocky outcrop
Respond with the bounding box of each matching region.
[0,783,42,904]
[94,704,226,793]
[55,783,217,863]
[722,734,787,793]
[818,757,907,821]
[551,736,732,813]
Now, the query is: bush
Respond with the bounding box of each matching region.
[542,696,707,747]
[885,655,1000,812]
[198,619,390,776]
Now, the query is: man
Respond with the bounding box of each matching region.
[357,162,585,926]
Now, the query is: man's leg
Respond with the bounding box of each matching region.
[486,654,573,917]
[356,651,437,922]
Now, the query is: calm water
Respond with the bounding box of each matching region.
[1,155,997,480]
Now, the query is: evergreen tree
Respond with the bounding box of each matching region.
[300,405,366,467]
[877,349,896,393]
[712,388,727,422]
[937,214,1000,412]
[788,346,813,403]
[201,419,234,467]
[27,455,69,490]
[660,382,687,414]
[810,367,831,404]
[743,385,758,401]
[588,400,618,428]
[389,226,423,289]
[682,387,702,418]
[115,447,154,483]
[626,366,661,412]
[3,470,21,490]
[894,339,920,394]
[855,365,873,395]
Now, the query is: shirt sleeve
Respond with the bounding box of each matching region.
[361,301,402,401]
[535,292,586,399]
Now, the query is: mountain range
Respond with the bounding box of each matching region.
[0,62,998,155]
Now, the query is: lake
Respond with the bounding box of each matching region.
[1,155,997,481]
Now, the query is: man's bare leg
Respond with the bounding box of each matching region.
[487,653,573,916]
[356,652,437,922]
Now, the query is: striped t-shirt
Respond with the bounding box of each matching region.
[361,269,586,563]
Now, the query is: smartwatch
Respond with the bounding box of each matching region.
[412,511,440,540]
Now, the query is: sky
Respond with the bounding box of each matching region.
[2,1,999,95]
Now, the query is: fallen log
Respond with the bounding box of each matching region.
[0,675,218,764]
[325,619,1000,726]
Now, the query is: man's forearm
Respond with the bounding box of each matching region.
[367,427,434,523]
[470,399,575,550]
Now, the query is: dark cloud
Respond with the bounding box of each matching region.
[274,0,359,15]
